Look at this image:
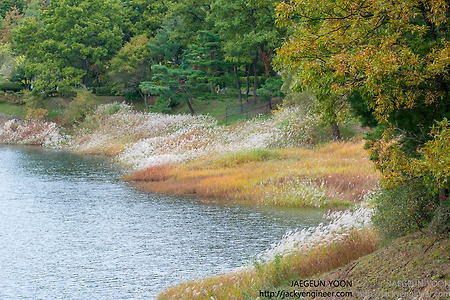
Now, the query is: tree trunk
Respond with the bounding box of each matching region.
[439,188,447,206]
[144,94,149,110]
[234,65,243,112]
[246,66,250,103]
[260,45,270,77]
[82,59,89,86]
[186,97,195,115]
[253,51,258,104]
[331,120,341,141]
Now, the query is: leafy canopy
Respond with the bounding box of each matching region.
[275,0,450,192]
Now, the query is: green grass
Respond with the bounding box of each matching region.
[0,103,27,117]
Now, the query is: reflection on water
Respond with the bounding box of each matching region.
[0,145,324,299]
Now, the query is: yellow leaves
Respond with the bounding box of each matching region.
[370,119,450,192]
[419,118,450,189]
[427,0,449,25]
[13,55,25,66]
[425,40,450,78]
[275,2,295,27]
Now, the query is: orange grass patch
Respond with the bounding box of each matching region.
[122,164,174,182]
[124,141,380,208]
[157,229,379,300]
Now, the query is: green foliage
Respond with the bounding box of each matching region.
[275,0,450,209]
[0,0,26,18]
[140,64,196,113]
[372,181,436,240]
[107,34,153,96]
[12,0,128,92]
[0,81,22,92]
[98,102,123,116]
[148,17,184,67]
[428,206,450,239]
[419,118,450,193]
[123,0,173,36]
[63,89,98,125]
[257,76,284,102]
[21,89,46,109]
[275,0,450,124]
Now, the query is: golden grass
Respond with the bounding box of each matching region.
[124,141,380,208]
[157,228,379,300]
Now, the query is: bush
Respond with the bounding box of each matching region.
[63,89,98,125]
[428,206,450,238]
[22,90,46,109]
[93,86,115,96]
[0,81,23,92]
[257,77,284,102]
[26,108,48,120]
[372,180,435,239]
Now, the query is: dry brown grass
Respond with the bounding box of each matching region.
[157,229,379,300]
[124,141,380,208]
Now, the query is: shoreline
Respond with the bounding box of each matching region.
[122,142,380,209]
[1,112,447,300]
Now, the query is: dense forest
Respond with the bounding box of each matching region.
[0,0,285,113]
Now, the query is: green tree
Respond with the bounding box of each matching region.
[140,64,196,114]
[123,0,173,36]
[183,30,229,95]
[107,34,153,99]
[0,0,26,18]
[148,17,184,67]
[209,0,284,102]
[168,0,214,44]
[12,0,128,93]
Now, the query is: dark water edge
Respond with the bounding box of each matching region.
[0,145,325,299]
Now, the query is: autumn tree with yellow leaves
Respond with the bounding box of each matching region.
[274,0,449,235]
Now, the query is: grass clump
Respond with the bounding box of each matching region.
[210,148,281,168]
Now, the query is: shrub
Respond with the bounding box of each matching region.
[428,206,450,239]
[0,81,23,92]
[63,89,98,125]
[26,108,48,120]
[371,180,435,239]
[22,90,46,109]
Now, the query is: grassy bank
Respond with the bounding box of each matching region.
[158,207,379,299]
[0,102,379,208]
[158,230,448,300]
[124,142,379,208]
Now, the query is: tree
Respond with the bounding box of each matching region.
[209,0,284,102]
[107,34,153,99]
[148,17,184,67]
[0,0,26,18]
[12,0,128,93]
[168,0,214,44]
[275,0,450,196]
[183,30,229,95]
[123,0,173,37]
[140,64,196,114]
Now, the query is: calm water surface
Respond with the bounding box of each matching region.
[0,145,324,299]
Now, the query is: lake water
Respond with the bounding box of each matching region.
[0,145,325,299]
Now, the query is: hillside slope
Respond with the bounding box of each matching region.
[297,232,449,299]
